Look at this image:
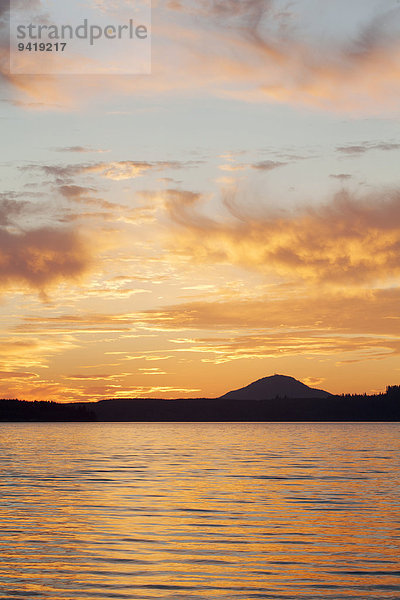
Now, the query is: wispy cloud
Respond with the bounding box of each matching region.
[24,160,190,182]
[336,141,400,155]
[53,146,109,154]
[134,287,400,334]
[169,332,399,365]
[128,287,400,363]
[0,370,39,380]
[2,2,400,113]
[330,173,352,180]
[251,160,288,171]
[16,313,135,334]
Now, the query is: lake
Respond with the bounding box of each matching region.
[0,422,399,599]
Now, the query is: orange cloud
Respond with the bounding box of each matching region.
[16,313,135,334]
[0,370,39,380]
[0,334,78,371]
[134,287,400,336]
[159,187,400,286]
[64,373,130,381]
[9,284,399,376]
[170,332,400,364]
[106,385,201,398]
[82,161,184,180]
[126,286,400,363]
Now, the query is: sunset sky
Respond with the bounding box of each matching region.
[1,0,400,402]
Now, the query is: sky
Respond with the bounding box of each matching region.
[0,0,400,402]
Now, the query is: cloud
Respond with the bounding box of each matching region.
[251,160,288,171]
[129,287,400,363]
[170,333,399,364]
[162,188,215,229]
[218,164,246,172]
[0,334,78,371]
[330,173,352,180]
[84,161,185,181]
[134,288,400,335]
[170,0,272,20]
[159,2,400,113]
[0,0,41,17]
[53,146,109,154]
[0,0,8,19]
[58,185,97,199]
[64,373,129,381]
[0,370,39,380]
[0,197,33,226]
[138,367,168,375]
[111,385,201,398]
[2,2,400,113]
[302,377,326,388]
[58,184,121,210]
[16,313,135,333]
[160,187,400,285]
[0,226,92,292]
[26,160,188,183]
[57,184,161,226]
[336,142,400,155]
[219,157,296,173]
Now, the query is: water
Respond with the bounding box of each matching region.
[0,422,399,600]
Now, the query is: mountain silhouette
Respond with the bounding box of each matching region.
[2,377,400,422]
[220,374,332,400]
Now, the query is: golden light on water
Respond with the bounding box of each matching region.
[0,423,399,598]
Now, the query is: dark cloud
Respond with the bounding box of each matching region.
[337,142,400,155]
[346,5,400,58]
[336,145,369,155]
[53,146,108,154]
[0,226,92,291]
[330,173,352,180]
[0,197,31,226]
[251,160,288,171]
[0,0,8,18]
[1,0,41,15]
[162,189,215,229]
[58,185,97,199]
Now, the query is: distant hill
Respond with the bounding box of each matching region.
[0,399,96,422]
[220,374,332,400]
[1,376,399,422]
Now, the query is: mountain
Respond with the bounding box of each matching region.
[1,380,400,421]
[219,374,332,400]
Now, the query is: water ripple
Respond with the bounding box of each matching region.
[0,422,399,600]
